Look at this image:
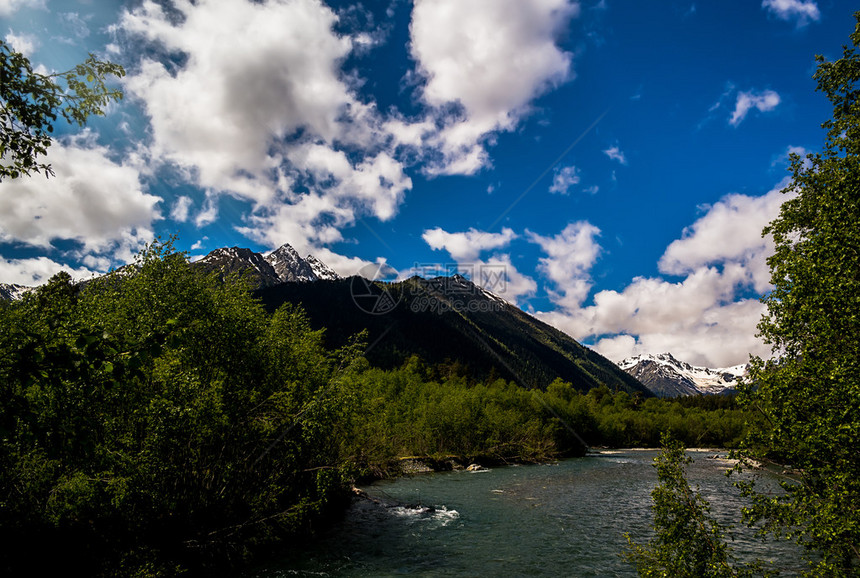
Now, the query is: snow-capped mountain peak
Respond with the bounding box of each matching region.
[305,254,340,280]
[619,352,747,397]
[197,247,282,287]
[0,283,32,301]
[193,244,340,287]
[265,244,317,282]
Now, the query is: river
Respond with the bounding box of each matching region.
[251,449,805,577]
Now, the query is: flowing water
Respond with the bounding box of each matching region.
[252,449,805,577]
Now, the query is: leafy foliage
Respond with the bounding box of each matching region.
[0,241,360,575]
[0,40,125,180]
[738,12,860,576]
[344,365,752,476]
[0,240,755,575]
[625,436,774,578]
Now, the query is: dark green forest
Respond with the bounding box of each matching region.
[0,242,753,576]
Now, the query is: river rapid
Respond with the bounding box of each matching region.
[252,449,805,577]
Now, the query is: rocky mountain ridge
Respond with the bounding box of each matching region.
[0,243,340,300]
[0,283,31,301]
[618,352,747,397]
[194,243,340,287]
[0,243,647,395]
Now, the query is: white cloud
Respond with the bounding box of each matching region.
[0,0,44,17]
[659,183,790,293]
[120,0,357,203]
[474,254,537,304]
[762,0,820,26]
[117,0,584,260]
[307,247,385,278]
[549,165,581,195]
[422,226,517,263]
[236,192,354,252]
[538,266,770,367]
[529,221,601,308]
[532,185,792,367]
[194,191,219,228]
[409,0,579,174]
[603,144,627,165]
[0,134,160,264]
[730,89,781,126]
[4,30,38,55]
[0,256,96,286]
[420,226,534,304]
[170,195,193,223]
[285,144,411,222]
[119,0,416,258]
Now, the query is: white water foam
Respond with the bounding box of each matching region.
[388,505,460,527]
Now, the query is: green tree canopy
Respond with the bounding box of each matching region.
[0,240,362,575]
[740,11,860,576]
[0,40,125,180]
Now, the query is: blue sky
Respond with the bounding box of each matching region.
[1,0,855,366]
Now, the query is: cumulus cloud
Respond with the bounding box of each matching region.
[423,226,517,263]
[4,30,38,55]
[120,0,358,202]
[236,192,354,254]
[476,253,538,304]
[116,0,583,270]
[409,0,579,174]
[170,195,193,223]
[659,184,790,293]
[532,185,792,367]
[194,192,219,229]
[118,0,407,263]
[538,265,771,367]
[0,134,160,265]
[285,144,411,222]
[730,89,781,126]
[0,256,96,286]
[762,0,820,26]
[0,0,44,17]
[549,165,581,195]
[528,221,601,308]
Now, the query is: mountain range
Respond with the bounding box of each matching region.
[194,244,340,286]
[618,352,747,397]
[256,273,649,394]
[2,243,747,398]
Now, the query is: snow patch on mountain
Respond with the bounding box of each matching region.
[265,244,317,282]
[619,352,747,397]
[305,254,340,281]
[195,243,341,286]
[0,283,32,301]
[1,244,340,299]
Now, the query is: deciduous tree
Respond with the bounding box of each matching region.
[740,11,860,576]
[0,40,124,180]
